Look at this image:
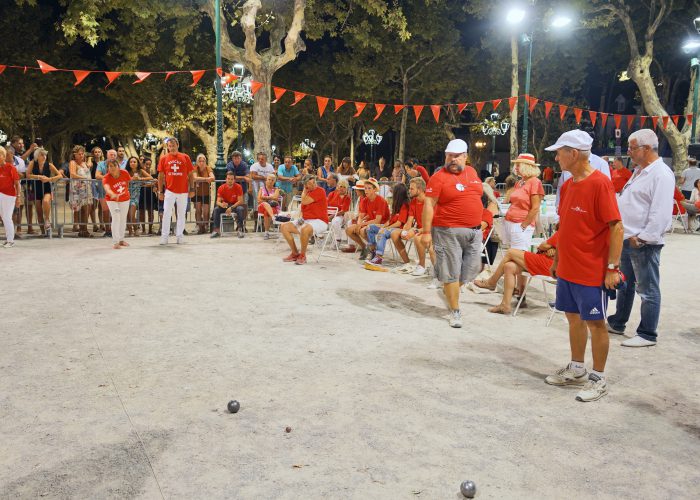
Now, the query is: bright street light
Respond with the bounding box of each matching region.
[551,15,572,29]
[682,39,700,53]
[506,7,526,25]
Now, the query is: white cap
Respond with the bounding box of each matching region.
[445,139,468,154]
[545,130,593,151]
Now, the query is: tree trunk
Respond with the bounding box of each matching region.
[398,73,409,162]
[509,35,519,166]
[251,68,274,158]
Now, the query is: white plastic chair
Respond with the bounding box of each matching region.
[512,272,561,326]
[481,226,495,267]
[672,200,689,233]
[315,207,340,263]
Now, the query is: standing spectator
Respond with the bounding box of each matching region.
[679,156,700,199]
[356,160,370,180]
[542,164,555,184]
[125,156,152,236]
[503,175,517,203]
[607,129,674,348]
[69,145,94,238]
[157,138,195,245]
[102,159,131,249]
[10,136,35,235]
[544,130,623,402]
[211,171,246,238]
[610,157,632,193]
[249,152,275,212]
[88,147,105,233]
[327,179,352,243]
[226,150,250,203]
[422,139,484,328]
[0,146,20,247]
[257,173,282,239]
[391,160,404,182]
[95,149,118,238]
[277,155,300,208]
[556,141,611,210]
[345,177,390,260]
[401,160,429,185]
[193,154,215,234]
[138,157,158,235]
[116,146,128,168]
[26,148,61,235]
[336,157,356,183]
[502,153,544,250]
[279,175,329,265]
[365,183,410,265]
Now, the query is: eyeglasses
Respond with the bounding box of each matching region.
[627,145,646,152]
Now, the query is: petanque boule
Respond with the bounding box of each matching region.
[227,400,240,413]
[285,426,292,433]
[460,480,476,498]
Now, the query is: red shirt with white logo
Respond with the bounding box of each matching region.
[217,182,243,205]
[360,195,390,223]
[102,170,132,202]
[158,153,194,194]
[301,186,328,222]
[425,166,483,227]
[409,198,424,228]
[557,170,621,286]
[0,163,20,196]
[327,191,351,213]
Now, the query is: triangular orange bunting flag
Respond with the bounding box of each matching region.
[250,80,264,96]
[413,105,424,123]
[688,114,694,128]
[133,72,151,84]
[272,87,286,103]
[671,115,680,128]
[353,102,367,117]
[589,111,597,127]
[190,70,206,87]
[37,60,58,74]
[558,105,568,121]
[0,65,6,75]
[651,116,658,129]
[222,73,238,85]
[573,108,583,124]
[373,103,386,121]
[613,114,622,129]
[640,116,648,128]
[544,101,553,118]
[104,71,121,88]
[291,91,306,106]
[457,103,468,114]
[216,67,223,77]
[316,96,329,117]
[600,113,609,128]
[334,99,347,112]
[430,105,441,123]
[508,96,518,113]
[72,70,91,86]
[626,115,635,130]
[165,71,177,81]
[393,104,406,114]
[475,102,485,115]
[528,97,539,113]
[662,116,669,129]
[491,99,502,111]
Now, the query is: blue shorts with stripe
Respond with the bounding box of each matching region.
[555,277,608,321]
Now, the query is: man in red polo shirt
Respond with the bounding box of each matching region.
[345,177,390,260]
[280,175,328,265]
[158,137,195,245]
[422,139,483,328]
[210,171,246,238]
[544,130,624,402]
[610,157,632,193]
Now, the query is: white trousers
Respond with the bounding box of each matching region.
[502,220,535,251]
[330,215,345,241]
[162,190,188,238]
[0,192,16,243]
[107,200,129,244]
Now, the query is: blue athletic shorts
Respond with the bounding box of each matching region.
[555,277,608,321]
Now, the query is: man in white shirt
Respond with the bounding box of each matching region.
[555,132,610,210]
[607,129,674,347]
[679,156,700,199]
[249,152,274,211]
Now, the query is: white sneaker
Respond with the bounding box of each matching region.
[159,237,168,245]
[396,263,414,273]
[412,265,427,276]
[545,364,588,386]
[621,335,656,347]
[3,241,15,248]
[449,310,462,328]
[427,279,441,289]
[176,236,184,244]
[575,375,608,402]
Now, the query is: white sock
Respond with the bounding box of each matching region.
[591,369,605,380]
[570,361,586,372]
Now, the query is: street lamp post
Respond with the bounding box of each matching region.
[522,32,534,153]
[683,39,700,143]
[222,64,253,154]
[214,0,226,179]
[362,129,383,168]
[481,113,511,172]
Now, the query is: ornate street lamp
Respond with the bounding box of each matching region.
[683,38,700,143]
[362,129,383,167]
[300,138,316,155]
[481,113,511,170]
[0,129,7,145]
[222,63,254,155]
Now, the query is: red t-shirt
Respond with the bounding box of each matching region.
[0,163,20,196]
[425,166,483,227]
[360,195,390,224]
[217,182,243,205]
[415,165,429,183]
[557,171,621,286]
[389,204,409,226]
[409,198,424,228]
[102,170,132,202]
[505,177,545,225]
[611,167,632,193]
[524,232,559,277]
[301,186,328,222]
[158,152,194,194]
[481,208,494,241]
[672,186,686,215]
[542,167,554,183]
[327,191,351,213]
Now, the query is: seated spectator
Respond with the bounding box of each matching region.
[391,160,404,182]
[394,177,436,278]
[679,180,700,223]
[317,155,334,182]
[211,171,246,238]
[280,175,328,265]
[257,173,282,239]
[336,157,356,182]
[327,179,352,243]
[402,159,430,184]
[503,175,517,203]
[484,176,500,198]
[356,160,370,180]
[378,176,393,199]
[324,173,338,195]
[690,178,700,204]
[345,177,390,260]
[473,232,559,314]
[673,185,687,216]
[365,183,410,265]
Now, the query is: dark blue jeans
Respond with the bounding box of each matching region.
[607,240,662,341]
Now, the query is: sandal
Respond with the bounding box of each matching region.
[473,279,496,291]
[488,304,512,315]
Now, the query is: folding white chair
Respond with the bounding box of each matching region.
[481,226,495,267]
[512,273,561,325]
[316,207,340,263]
[220,214,236,237]
[672,200,689,233]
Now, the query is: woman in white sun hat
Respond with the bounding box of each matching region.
[502,153,544,251]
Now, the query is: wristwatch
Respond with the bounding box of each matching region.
[607,263,619,271]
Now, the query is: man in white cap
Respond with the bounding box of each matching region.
[554,130,610,210]
[544,130,624,402]
[607,129,674,347]
[422,139,483,328]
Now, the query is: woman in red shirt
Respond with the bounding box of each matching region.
[327,179,352,242]
[503,153,544,250]
[0,146,21,248]
[365,183,410,265]
[102,159,132,249]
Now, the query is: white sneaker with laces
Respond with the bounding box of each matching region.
[159,237,168,246]
[396,263,414,273]
[412,265,427,276]
[621,335,656,347]
[575,374,608,402]
[3,241,15,248]
[176,236,184,244]
[427,279,441,289]
[449,310,462,328]
[545,364,588,386]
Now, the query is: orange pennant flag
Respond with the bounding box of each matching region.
[687,114,694,128]
[393,104,406,114]
[353,102,367,117]
[508,96,518,113]
[133,72,151,84]
[491,99,502,111]
[573,108,583,125]
[528,96,539,113]
[334,99,347,112]
[316,96,329,117]
[413,105,424,123]
[430,105,441,123]
[559,105,568,121]
[72,70,91,86]
[457,103,468,114]
[589,110,597,127]
[104,71,121,88]
[190,70,206,87]
[475,102,485,115]
[291,91,306,106]
[165,71,177,81]
[600,113,609,128]
[544,101,553,118]
[613,114,622,129]
[671,115,680,128]
[250,80,264,96]
[651,116,658,129]
[0,65,6,75]
[640,116,648,128]
[37,60,58,74]
[216,67,223,77]
[626,115,635,130]
[373,103,386,121]
[272,87,286,103]
[222,73,238,85]
[661,116,669,129]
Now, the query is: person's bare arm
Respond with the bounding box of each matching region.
[521,194,542,229]
[604,220,624,289]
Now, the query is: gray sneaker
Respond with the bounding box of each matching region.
[545,364,588,386]
[237,229,244,239]
[575,374,608,402]
[264,232,270,240]
[449,310,462,328]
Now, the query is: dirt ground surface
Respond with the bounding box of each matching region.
[1,229,699,500]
